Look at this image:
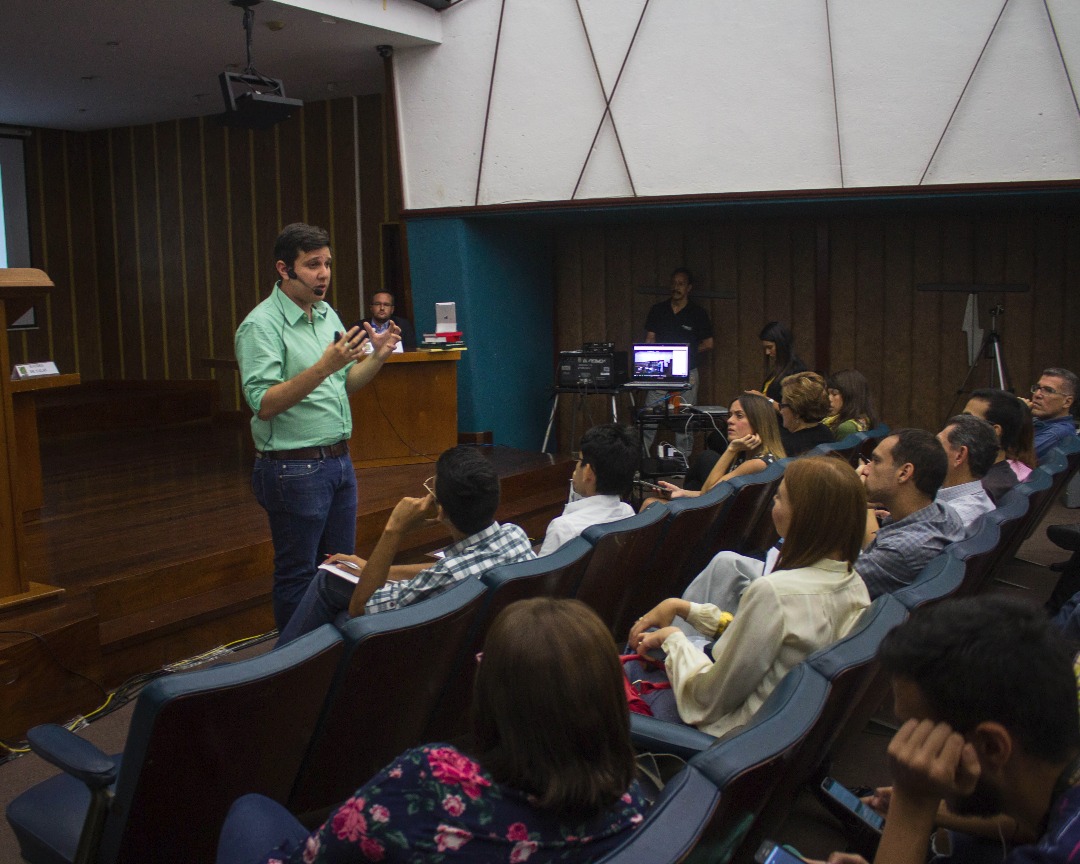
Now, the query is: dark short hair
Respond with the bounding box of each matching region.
[969,388,1026,452]
[1042,367,1078,398]
[888,428,948,498]
[434,446,500,536]
[273,223,331,269]
[671,266,693,285]
[781,371,832,423]
[942,415,999,479]
[579,424,637,497]
[880,595,1080,763]
[472,598,636,818]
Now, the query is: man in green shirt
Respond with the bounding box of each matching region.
[235,223,400,630]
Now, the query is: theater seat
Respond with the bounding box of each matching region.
[6,624,344,864]
[288,576,487,817]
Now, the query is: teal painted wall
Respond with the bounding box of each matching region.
[406,218,554,450]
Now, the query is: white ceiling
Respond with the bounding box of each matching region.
[1,0,437,132]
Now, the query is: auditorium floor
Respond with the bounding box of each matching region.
[0,496,1074,863]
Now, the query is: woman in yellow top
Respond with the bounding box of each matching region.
[629,457,871,737]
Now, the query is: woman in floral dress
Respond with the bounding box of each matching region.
[216,598,650,863]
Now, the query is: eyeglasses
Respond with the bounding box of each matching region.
[1031,384,1067,397]
[423,476,436,498]
[779,402,792,410]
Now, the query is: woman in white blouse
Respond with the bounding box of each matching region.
[628,456,871,738]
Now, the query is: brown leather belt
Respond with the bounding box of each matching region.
[257,441,350,460]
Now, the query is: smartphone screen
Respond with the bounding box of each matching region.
[821,777,885,832]
[754,840,806,864]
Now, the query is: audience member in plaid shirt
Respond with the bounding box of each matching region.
[276,446,535,645]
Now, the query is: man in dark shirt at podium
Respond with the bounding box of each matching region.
[355,291,416,352]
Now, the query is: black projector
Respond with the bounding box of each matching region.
[218,72,302,129]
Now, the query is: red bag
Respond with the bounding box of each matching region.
[620,654,671,717]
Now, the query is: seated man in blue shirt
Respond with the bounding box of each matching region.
[277,446,535,644]
[1023,367,1077,461]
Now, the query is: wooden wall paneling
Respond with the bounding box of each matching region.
[202,126,236,377]
[226,127,256,353]
[330,97,361,327]
[628,223,655,348]
[132,123,164,380]
[1032,215,1066,378]
[827,218,858,376]
[277,116,305,226]
[908,215,944,429]
[112,127,145,379]
[682,221,713,402]
[879,217,915,429]
[709,219,739,401]
[736,220,767,398]
[763,219,795,358]
[356,94,386,302]
[89,130,119,379]
[1065,216,1080,382]
[153,121,186,379]
[937,218,975,424]
[252,130,284,321]
[1003,212,1036,394]
[67,130,102,379]
[578,224,607,342]
[31,131,69,370]
[790,219,817,374]
[853,217,885,400]
[302,103,332,234]
[178,119,212,383]
[603,225,634,352]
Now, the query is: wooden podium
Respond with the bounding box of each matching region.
[0,269,64,610]
[350,350,462,468]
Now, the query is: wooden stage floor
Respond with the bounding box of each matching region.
[1,421,571,741]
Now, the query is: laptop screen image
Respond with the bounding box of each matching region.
[627,343,690,388]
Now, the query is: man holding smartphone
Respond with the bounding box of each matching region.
[820,596,1080,864]
[236,223,400,631]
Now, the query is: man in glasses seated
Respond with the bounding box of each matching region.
[276,446,535,644]
[1023,367,1077,461]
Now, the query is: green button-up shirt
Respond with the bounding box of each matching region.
[235,283,353,451]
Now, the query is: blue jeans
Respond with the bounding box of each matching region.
[216,793,309,864]
[275,569,354,646]
[252,452,357,631]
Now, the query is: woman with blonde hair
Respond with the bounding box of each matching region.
[659,392,786,500]
[777,371,835,456]
[628,457,870,737]
[217,598,648,863]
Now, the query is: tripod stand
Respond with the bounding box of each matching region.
[948,303,1012,417]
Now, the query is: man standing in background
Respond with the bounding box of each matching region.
[643,267,714,458]
[236,223,400,630]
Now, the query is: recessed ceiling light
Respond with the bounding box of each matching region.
[266,20,285,31]
[320,15,337,24]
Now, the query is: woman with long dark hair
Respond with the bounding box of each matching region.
[749,321,806,404]
[824,369,878,440]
